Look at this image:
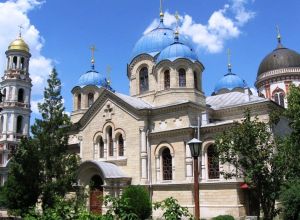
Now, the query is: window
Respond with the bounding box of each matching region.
[194,71,198,90]
[12,56,17,69]
[164,70,170,89]
[162,148,172,180]
[139,67,149,92]
[16,116,23,134]
[18,88,24,103]
[77,94,81,110]
[2,89,6,102]
[0,116,3,133]
[179,69,186,87]
[273,90,285,107]
[99,137,104,158]
[108,127,113,156]
[20,57,25,70]
[88,93,94,107]
[207,145,220,179]
[118,134,124,156]
[0,153,2,165]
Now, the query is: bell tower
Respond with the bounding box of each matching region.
[0,32,32,185]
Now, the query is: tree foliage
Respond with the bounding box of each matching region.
[30,68,79,210]
[4,137,41,216]
[153,197,193,220]
[215,110,284,220]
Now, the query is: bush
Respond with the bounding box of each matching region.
[280,180,300,220]
[212,215,235,220]
[121,185,152,220]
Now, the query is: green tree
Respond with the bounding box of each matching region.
[4,137,41,216]
[121,185,152,219]
[215,111,284,220]
[31,68,79,210]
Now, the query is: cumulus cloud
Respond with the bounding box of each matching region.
[0,0,52,95]
[144,0,255,53]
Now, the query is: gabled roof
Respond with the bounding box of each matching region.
[206,91,267,110]
[114,92,152,109]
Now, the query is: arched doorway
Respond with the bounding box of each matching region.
[89,175,103,214]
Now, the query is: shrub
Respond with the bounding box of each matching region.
[121,185,152,220]
[280,180,300,220]
[212,215,235,220]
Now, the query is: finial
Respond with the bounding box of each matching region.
[227,48,232,73]
[174,11,180,41]
[18,25,23,38]
[276,25,282,44]
[90,45,96,70]
[106,65,112,86]
[159,0,164,22]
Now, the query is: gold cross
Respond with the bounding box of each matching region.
[18,24,23,37]
[276,25,281,42]
[227,48,232,71]
[160,0,163,13]
[90,45,96,64]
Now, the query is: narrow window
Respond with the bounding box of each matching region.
[20,57,25,70]
[273,89,285,107]
[162,148,172,180]
[118,134,124,156]
[194,71,198,90]
[164,70,170,89]
[0,153,2,165]
[88,93,94,107]
[77,94,81,110]
[2,89,6,102]
[18,88,24,103]
[99,137,104,158]
[108,127,113,156]
[207,145,220,179]
[179,68,186,87]
[0,116,3,133]
[139,67,149,92]
[13,56,17,69]
[16,116,23,134]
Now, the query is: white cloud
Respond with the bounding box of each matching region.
[0,0,52,97]
[31,98,43,115]
[144,0,255,53]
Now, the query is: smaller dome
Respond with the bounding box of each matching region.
[8,37,29,52]
[214,72,246,94]
[156,41,198,63]
[78,70,106,87]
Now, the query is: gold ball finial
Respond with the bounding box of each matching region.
[159,0,164,21]
[276,25,282,44]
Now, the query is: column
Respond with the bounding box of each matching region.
[140,128,148,181]
[104,139,108,159]
[185,143,193,181]
[265,84,271,99]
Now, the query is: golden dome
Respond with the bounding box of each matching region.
[8,37,29,52]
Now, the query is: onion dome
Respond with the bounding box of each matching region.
[257,34,300,77]
[214,64,247,94]
[78,69,106,86]
[8,37,29,53]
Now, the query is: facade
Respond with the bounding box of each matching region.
[68,11,299,219]
[0,35,32,185]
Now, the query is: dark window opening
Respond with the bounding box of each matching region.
[13,56,17,69]
[207,145,220,179]
[88,93,94,107]
[18,88,24,103]
[16,116,23,134]
[139,67,149,92]
[179,69,186,87]
[77,94,81,110]
[162,148,172,180]
[118,134,124,156]
[108,127,113,156]
[164,70,170,89]
[99,137,104,158]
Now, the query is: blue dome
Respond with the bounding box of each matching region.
[214,72,246,93]
[78,70,106,86]
[156,41,198,63]
[131,22,174,59]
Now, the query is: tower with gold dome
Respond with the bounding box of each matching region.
[0,33,32,184]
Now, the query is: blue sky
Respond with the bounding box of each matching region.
[0,0,300,123]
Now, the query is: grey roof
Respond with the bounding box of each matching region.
[115,92,153,109]
[80,160,130,179]
[206,91,267,110]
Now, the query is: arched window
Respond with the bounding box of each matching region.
[139,67,149,92]
[12,56,17,69]
[162,148,172,180]
[18,88,24,103]
[99,137,104,158]
[108,127,113,156]
[77,94,81,110]
[118,134,124,156]
[164,70,170,89]
[16,116,23,134]
[1,89,5,102]
[88,93,94,107]
[20,57,25,70]
[194,71,198,90]
[207,145,220,179]
[273,89,285,107]
[179,68,186,87]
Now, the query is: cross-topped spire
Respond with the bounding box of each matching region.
[106,65,112,86]
[159,0,164,21]
[18,24,23,38]
[276,25,281,44]
[227,48,232,73]
[90,45,96,70]
[174,11,180,40]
